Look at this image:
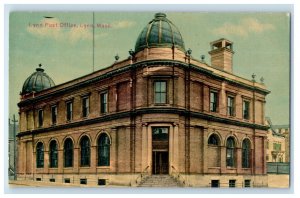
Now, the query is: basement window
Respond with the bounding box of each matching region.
[64,178,70,183]
[36,178,42,181]
[98,179,106,186]
[49,178,55,182]
[80,179,87,185]
[211,180,220,188]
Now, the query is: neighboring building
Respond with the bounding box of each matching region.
[265,118,290,163]
[8,122,18,179]
[16,13,270,187]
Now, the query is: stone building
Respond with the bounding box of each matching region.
[17,13,270,187]
[265,118,290,163]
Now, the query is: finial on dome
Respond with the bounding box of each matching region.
[36,63,44,72]
[155,13,167,19]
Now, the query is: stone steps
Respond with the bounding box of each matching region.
[138,175,182,187]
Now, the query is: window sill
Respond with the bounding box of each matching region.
[226,167,237,170]
[63,167,73,169]
[79,166,91,169]
[97,166,110,169]
[49,167,58,169]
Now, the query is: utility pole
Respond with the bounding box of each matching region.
[12,114,18,180]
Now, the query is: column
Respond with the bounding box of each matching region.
[147,125,152,174]
[202,127,208,173]
[220,146,227,173]
[90,145,97,172]
[169,124,174,174]
[141,123,148,171]
[73,148,79,173]
[173,124,179,170]
[58,149,63,173]
[236,147,242,173]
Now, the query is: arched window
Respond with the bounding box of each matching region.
[36,142,44,168]
[49,140,58,168]
[242,139,251,168]
[208,134,220,146]
[80,136,90,166]
[98,133,110,166]
[64,138,73,167]
[226,137,235,167]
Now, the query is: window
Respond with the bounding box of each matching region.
[64,178,70,183]
[243,100,250,119]
[98,133,110,166]
[49,178,55,182]
[100,92,108,113]
[82,97,89,118]
[154,81,167,104]
[244,180,251,187]
[98,179,106,186]
[227,96,234,116]
[51,106,57,125]
[226,137,235,167]
[38,109,43,127]
[210,91,218,112]
[229,180,236,188]
[208,134,219,146]
[64,138,73,167]
[49,140,58,168]
[36,142,44,168]
[273,143,281,151]
[242,139,251,168]
[211,180,220,188]
[36,178,42,181]
[66,101,73,121]
[152,127,169,141]
[80,136,90,166]
[80,179,87,185]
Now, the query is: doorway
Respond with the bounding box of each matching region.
[152,151,168,174]
[152,127,169,175]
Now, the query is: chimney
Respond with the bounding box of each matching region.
[208,38,234,73]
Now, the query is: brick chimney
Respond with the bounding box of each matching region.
[208,38,234,73]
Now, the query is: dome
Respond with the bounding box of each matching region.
[135,13,186,53]
[22,64,55,94]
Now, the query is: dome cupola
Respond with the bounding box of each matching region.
[135,13,186,53]
[21,64,55,94]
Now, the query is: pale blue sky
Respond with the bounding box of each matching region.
[9,12,290,125]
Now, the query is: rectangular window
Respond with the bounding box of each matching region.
[82,97,89,118]
[98,179,106,186]
[36,178,42,181]
[80,179,87,185]
[227,96,234,116]
[211,180,220,188]
[64,178,70,183]
[51,105,57,125]
[210,91,218,112]
[66,101,73,121]
[243,100,250,119]
[49,178,55,182]
[229,180,236,188]
[244,180,251,187]
[154,81,167,104]
[38,109,43,127]
[273,143,281,151]
[100,92,108,113]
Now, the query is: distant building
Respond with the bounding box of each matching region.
[17,13,270,187]
[8,122,18,179]
[265,118,290,163]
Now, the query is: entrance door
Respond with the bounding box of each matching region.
[152,127,169,175]
[152,151,169,174]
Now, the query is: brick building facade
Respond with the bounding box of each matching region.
[17,13,270,187]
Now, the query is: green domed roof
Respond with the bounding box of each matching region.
[135,13,186,53]
[22,64,55,94]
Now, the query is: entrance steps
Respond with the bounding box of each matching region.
[138,175,182,187]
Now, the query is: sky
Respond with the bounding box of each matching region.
[9,12,290,125]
